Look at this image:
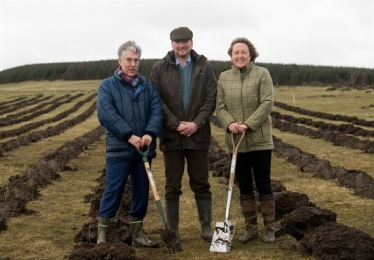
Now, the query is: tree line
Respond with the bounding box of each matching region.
[0,59,373,86]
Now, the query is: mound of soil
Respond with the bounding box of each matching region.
[65,242,141,260]
[2,114,373,259]
[275,191,314,220]
[301,221,374,260]
[280,201,374,259]
[281,206,337,240]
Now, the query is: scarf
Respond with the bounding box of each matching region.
[115,67,139,87]
[116,67,145,98]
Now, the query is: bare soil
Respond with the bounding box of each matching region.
[71,137,374,259]
[1,111,374,259]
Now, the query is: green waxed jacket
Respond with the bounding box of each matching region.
[151,49,217,152]
[216,61,274,153]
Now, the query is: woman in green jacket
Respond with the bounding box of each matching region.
[216,37,275,244]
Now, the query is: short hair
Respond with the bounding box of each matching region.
[117,41,142,60]
[227,37,259,62]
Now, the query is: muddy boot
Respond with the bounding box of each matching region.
[97,217,111,244]
[238,193,259,243]
[129,216,159,248]
[259,194,276,243]
[165,199,180,237]
[196,198,212,242]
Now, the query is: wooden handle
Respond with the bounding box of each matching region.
[225,130,246,221]
[229,130,246,187]
[144,161,160,201]
[143,161,168,228]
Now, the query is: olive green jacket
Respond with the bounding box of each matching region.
[216,62,274,153]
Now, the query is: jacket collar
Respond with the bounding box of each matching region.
[231,61,254,75]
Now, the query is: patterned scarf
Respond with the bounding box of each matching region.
[115,67,139,87]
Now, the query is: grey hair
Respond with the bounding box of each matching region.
[117,41,142,60]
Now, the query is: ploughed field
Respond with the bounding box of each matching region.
[0,81,373,260]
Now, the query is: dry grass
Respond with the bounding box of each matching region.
[0,143,103,259]
[0,82,373,259]
[135,145,312,260]
[275,86,374,118]
[272,85,374,236]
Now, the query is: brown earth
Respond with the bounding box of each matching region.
[1,121,374,259]
[64,137,374,259]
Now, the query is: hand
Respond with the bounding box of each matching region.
[177,121,198,137]
[141,134,152,147]
[128,135,142,149]
[228,122,248,134]
[237,123,248,133]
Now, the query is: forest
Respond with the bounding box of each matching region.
[1,59,374,86]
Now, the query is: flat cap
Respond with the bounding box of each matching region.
[170,27,193,41]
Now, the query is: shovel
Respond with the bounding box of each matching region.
[136,147,183,253]
[210,130,246,253]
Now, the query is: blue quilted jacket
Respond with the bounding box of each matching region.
[97,72,163,159]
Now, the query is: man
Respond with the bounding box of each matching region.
[96,40,163,247]
[151,27,217,242]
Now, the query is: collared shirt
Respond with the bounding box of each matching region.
[176,55,192,68]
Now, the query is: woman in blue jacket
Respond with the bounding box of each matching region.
[96,41,163,247]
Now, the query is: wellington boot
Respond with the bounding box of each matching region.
[238,193,259,244]
[97,217,111,244]
[165,199,180,237]
[259,194,276,243]
[129,216,159,248]
[196,198,212,242]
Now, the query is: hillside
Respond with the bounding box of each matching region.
[1,60,374,87]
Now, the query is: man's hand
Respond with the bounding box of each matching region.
[128,135,142,149]
[177,121,198,137]
[141,134,152,147]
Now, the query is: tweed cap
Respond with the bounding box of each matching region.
[170,27,193,41]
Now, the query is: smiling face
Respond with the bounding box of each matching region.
[171,40,193,60]
[231,42,251,69]
[118,50,139,77]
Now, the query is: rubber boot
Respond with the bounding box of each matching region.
[97,217,110,244]
[129,216,159,248]
[259,194,276,243]
[165,199,180,237]
[195,198,212,242]
[238,193,259,243]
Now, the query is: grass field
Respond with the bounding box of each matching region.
[0,81,373,259]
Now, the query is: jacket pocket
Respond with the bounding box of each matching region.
[160,128,179,142]
[252,123,272,143]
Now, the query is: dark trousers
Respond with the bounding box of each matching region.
[99,158,151,218]
[163,149,211,201]
[234,150,273,196]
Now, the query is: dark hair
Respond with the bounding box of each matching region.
[227,37,259,62]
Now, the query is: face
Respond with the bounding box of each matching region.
[171,40,193,59]
[231,42,251,69]
[118,50,139,77]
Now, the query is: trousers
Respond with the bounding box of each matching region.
[99,157,151,218]
[234,150,273,196]
[163,149,211,200]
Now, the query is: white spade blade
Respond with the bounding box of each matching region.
[209,220,236,253]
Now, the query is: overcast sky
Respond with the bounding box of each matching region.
[1,0,373,72]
